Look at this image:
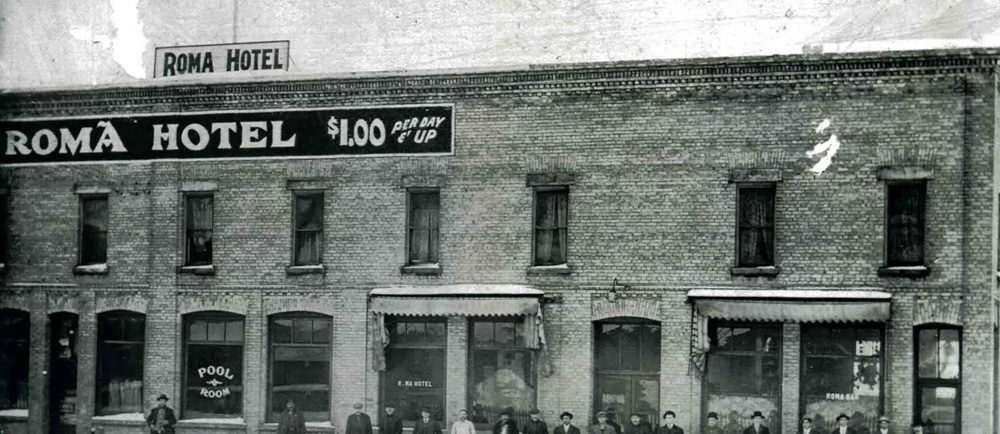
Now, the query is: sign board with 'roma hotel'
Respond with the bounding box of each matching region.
[0,104,454,166]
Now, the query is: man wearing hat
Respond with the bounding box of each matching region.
[524,409,550,434]
[415,407,443,434]
[605,408,622,434]
[347,403,374,434]
[659,411,683,434]
[494,407,520,434]
[624,413,652,434]
[797,417,814,434]
[145,394,177,434]
[876,415,890,434]
[277,399,306,434]
[703,412,723,434]
[452,409,477,434]
[831,414,857,434]
[742,411,770,434]
[382,404,404,434]
[590,411,617,434]
[555,412,581,434]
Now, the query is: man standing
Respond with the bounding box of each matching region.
[277,399,306,434]
[797,417,813,434]
[524,409,549,434]
[591,411,617,434]
[703,412,723,434]
[452,409,477,434]
[494,408,519,434]
[659,411,683,434]
[555,412,581,434]
[910,423,924,434]
[742,411,770,434]
[605,408,622,434]
[145,394,177,434]
[415,407,443,434]
[830,414,856,434]
[347,403,374,434]
[876,416,890,434]
[382,404,403,434]
[624,413,652,434]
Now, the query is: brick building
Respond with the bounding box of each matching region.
[0,49,998,434]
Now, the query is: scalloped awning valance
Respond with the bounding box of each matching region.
[687,289,892,323]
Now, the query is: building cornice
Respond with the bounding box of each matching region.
[1,49,997,117]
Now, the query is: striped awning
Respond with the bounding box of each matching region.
[687,289,892,323]
[369,285,543,317]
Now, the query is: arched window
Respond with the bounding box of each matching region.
[594,318,660,426]
[183,311,244,419]
[914,325,961,434]
[0,309,29,410]
[97,310,145,415]
[267,312,331,422]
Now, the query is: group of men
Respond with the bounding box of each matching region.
[143,395,932,434]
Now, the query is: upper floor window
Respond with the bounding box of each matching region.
[533,188,568,266]
[407,190,440,265]
[79,195,108,265]
[736,184,775,267]
[886,182,926,267]
[293,192,324,265]
[185,194,213,266]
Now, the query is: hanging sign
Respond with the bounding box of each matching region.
[154,41,290,78]
[0,104,454,166]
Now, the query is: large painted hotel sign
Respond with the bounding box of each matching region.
[0,104,454,166]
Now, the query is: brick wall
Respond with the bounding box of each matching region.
[1,52,997,434]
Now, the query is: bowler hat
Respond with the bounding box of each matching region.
[751,411,765,420]
[836,413,850,422]
[596,411,607,418]
[707,412,718,420]
[560,412,574,420]
[529,409,541,415]
[353,403,364,410]
[501,407,515,417]
[662,411,676,419]
[878,415,890,423]
[156,393,169,401]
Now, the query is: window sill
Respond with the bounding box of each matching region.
[287,264,326,276]
[527,263,573,275]
[730,266,779,277]
[177,265,216,276]
[178,418,246,429]
[878,265,930,277]
[74,263,109,275]
[401,263,442,275]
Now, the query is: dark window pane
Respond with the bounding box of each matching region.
[596,324,620,371]
[100,317,122,342]
[189,320,207,342]
[425,322,445,344]
[0,310,30,410]
[312,319,331,344]
[123,316,144,342]
[918,329,938,379]
[886,183,925,266]
[758,327,780,353]
[737,186,775,267]
[730,328,755,351]
[294,194,323,265]
[534,190,568,266]
[0,196,8,263]
[920,387,957,434]
[272,319,292,344]
[207,322,225,342]
[293,319,311,343]
[640,325,661,372]
[495,322,515,347]
[714,327,732,350]
[469,349,535,424]
[619,324,641,370]
[226,321,244,343]
[97,341,144,414]
[186,196,213,265]
[295,231,322,265]
[474,322,493,347]
[80,197,108,265]
[384,348,446,422]
[184,338,243,419]
[408,192,440,265]
[801,326,883,434]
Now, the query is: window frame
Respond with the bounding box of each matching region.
[913,324,962,432]
[78,194,109,266]
[705,321,782,398]
[735,183,776,268]
[405,188,441,266]
[95,310,145,416]
[884,180,927,267]
[181,311,244,419]
[0,309,29,410]
[467,317,537,427]
[380,316,448,425]
[183,193,214,267]
[266,312,332,423]
[531,186,569,266]
[291,191,325,266]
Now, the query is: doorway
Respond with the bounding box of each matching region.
[594,319,661,427]
[49,312,78,434]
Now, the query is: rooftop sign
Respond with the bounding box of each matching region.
[153,41,290,78]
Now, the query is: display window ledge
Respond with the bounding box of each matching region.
[877,265,930,277]
[527,263,573,275]
[401,263,442,275]
[730,265,780,277]
[287,264,327,276]
[177,264,216,276]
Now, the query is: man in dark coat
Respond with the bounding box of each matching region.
[829,414,857,434]
[605,408,622,434]
[277,399,307,434]
[555,411,581,434]
[381,403,404,434]
[145,394,177,434]
[624,413,652,434]
[703,412,723,434]
[524,409,550,434]
[414,407,443,434]
[659,411,683,434]
[494,408,519,434]
[347,403,374,434]
[590,411,617,434]
[742,411,770,434]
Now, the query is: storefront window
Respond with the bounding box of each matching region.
[97,311,144,415]
[268,313,331,422]
[801,325,883,433]
[0,309,29,410]
[594,320,660,426]
[705,322,781,433]
[382,317,447,425]
[469,318,536,427]
[915,326,961,434]
[183,312,243,419]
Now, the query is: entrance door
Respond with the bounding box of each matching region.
[381,317,447,424]
[594,320,661,427]
[49,312,78,434]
